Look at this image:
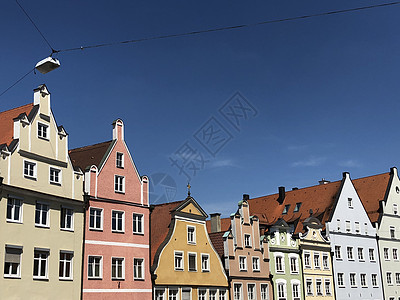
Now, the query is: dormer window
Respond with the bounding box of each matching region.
[293,202,302,212]
[282,205,290,215]
[37,122,49,140]
[348,198,353,208]
[116,152,124,168]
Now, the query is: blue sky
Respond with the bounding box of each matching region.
[1,1,400,216]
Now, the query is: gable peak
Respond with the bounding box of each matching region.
[112,119,124,141]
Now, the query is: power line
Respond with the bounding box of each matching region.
[0,68,35,98]
[57,1,400,53]
[15,0,55,53]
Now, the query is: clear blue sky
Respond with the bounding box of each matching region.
[1,1,400,216]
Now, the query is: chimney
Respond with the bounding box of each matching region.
[243,194,249,201]
[210,213,221,233]
[292,187,298,190]
[318,178,330,185]
[277,186,285,205]
[112,119,124,141]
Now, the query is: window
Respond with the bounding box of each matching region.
[132,213,143,234]
[174,251,183,270]
[290,256,298,273]
[348,197,353,208]
[252,257,260,271]
[88,256,102,278]
[304,252,311,267]
[198,289,206,300]
[169,289,178,300]
[6,197,22,223]
[387,272,393,285]
[306,278,313,295]
[24,161,36,178]
[323,254,329,269]
[233,284,242,300]
[133,258,144,279]
[260,284,269,300]
[244,234,251,247]
[49,167,61,184]
[219,290,226,300]
[335,246,342,260]
[114,175,125,193]
[187,226,196,244]
[60,207,73,230]
[390,226,396,239]
[394,204,398,215]
[35,202,49,227]
[358,248,364,261]
[89,208,103,230]
[350,273,356,287]
[59,251,73,280]
[239,256,247,271]
[37,122,48,139]
[384,248,390,260]
[336,219,341,231]
[247,284,255,300]
[282,205,290,214]
[393,248,399,260]
[325,279,332,295]
[355,222,360,233]
[345,221,351,232]
[112,257,124,280]
[155,289,165,300]
[395,273,400,285]
[369,248,375,261]
[188,253,197,271]
[372,274,378,287]
[112,210,124,232]
[347,247,354,260]
[292,283,300,300]
[209,290,217,300]
[364,223,368,235]
[33,249,49,279]
[337,273,344,287]
[360,273,367,287]
[275,255,284,273]
[277,282,286,300]
[316,279,322,295]
[201,254,209,272]
[4,246,22,278]
[116,152,124,168]
[293,202,302,212]
[314,253,320,269]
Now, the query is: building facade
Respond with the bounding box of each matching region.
[222,196,273,300]
[151,195,228,300]
[0,85,85,299]
[69,119,151,299]
[299,217,335,300]
[326,172,383,299]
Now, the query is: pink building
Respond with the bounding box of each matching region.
[69,119,151,299]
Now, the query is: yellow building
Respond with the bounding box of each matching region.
[150,194,228,300]
[0,85,84,299]
[299,217,335,300]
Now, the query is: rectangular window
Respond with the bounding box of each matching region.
[350,273,356,287]
[360,273,367,287]
[369,248,375,261]
[174,251,183,270]
[345,221,351,232]
[33,249,49,279]
[393,248,399,260]
[60,207,73,230]
[112,210,124,232]
[198,289,206,300]
[335,246,342,260]
[292,283,300,300]
[88,256,102,279]
[49,167,61,184]
[325,279,332,295]
[323,254,329,269]
[355,221,360,233]
[306,279,313,295]
[358,248,364,261]
[314,253,320,268]
[290,256,298,273]
[114,175,125,193]
[201,254,209,272]
[364,223,368,235]
[247,284,255,300]
[24,161,36,178]
[304,252,311,267]
[112,257,124,280]
[338,273,344,287]
[384,248,390,260]
[252,257,260,271]
[209,290,217,300]
[372,274,378,287]
[348,197,353,208]
[282,204,290,214]
[37,122,49,139]
[395,273,400,285]
[347,247,354,260]
[275,256,283,273]
[233,284,242,300]
[260,284,268,300]
[59,251,73,280]
[4,246,22,278]
[244,234,251,247]
[187,226,196,244]
[239,256,247,271]
[394,204,398,215]
[116,152,124,168]
[390,226,396,239]
[6,197,22,223]
[35,202,49,227]
[169,289,178,300]
[188,253,197,271]
[219,290,226,300]
[89,208,103,230]
[277,283,286,300]
[387,272,393,285]
[337,219,341,231]
[133,258,144,279]
[316,279,322,295]
[155,289,165,300]
[132,213,143,234]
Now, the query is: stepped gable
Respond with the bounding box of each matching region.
[150,200,185,263]
[69,140,113,171]
[0,103,33,146]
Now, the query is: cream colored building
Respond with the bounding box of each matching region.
[0,85,84,299]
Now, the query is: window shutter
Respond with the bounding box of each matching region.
[5,248,21,263]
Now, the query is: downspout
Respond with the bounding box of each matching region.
[80,194,89,300]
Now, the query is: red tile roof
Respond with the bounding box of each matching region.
[150,200,185,264]
[69,140,113,171]
[206,217,231,233]
[209,231,225,258]
[0,103,33,146]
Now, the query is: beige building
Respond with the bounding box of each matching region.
[0,85,85,299]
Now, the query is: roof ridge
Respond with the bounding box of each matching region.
[152,200,185,207]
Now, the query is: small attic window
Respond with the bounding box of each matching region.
[293,202,302,212]
[282,204,290,215]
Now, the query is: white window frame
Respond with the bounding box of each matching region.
[291,280,301,300]
[4,246,22,278]
[372,273,378,287]
[111,257,125,280]
[59,251,73,280]
[114,175,125,193]
[201,253,210,272]
[88,255,102,279]
[188,252,197,272]
[37,122,49,140]
[219,289,226,300]
[174,251,184,271]
[187,225,196,244]
[247,283,256,300]
[244,234,252,247]
[390,226,396,239]
[393,203,398,215]
[169,288,179,300]
[387,272,393,285]
[133,213,144,234]
[306,278,313,296]
[335,246,342,260]
[23,160,37,179]
[111,210,125,233]
[260,284,269,300]
[393,248,399,261]
[233,283,242,300]
[198,289,207,300]
[358,247,364,261]
[337,273,344,287]
[239,255,247,271]
[49,166,62,185]
[322,254,329,269]
[289,254,299,274]
[384,247,390,260]
[369,248,376,261]
[6,196,23,223]
[133,257,144,280]
[209,289,217,300]
[33,248,49,279]
[350,273,356,287]
[155,288,165,300]
[348,197,353,208]
[325,279,332,295]
[355,221,360,233]
[395,272,400,285]
[276,279,287,300]
[60,206,74,231]
[116,152,124,168]
[345,220,351,232]
[347,246,354,261]
[315,278,323,296]
[313,252,320,269]
[360,273,367,287]
[275,253,285,273]
[35,201,49,228]
[252,256,260,272]
[336,219,341,231]
[89,207,103,231]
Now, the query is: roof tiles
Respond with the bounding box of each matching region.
[0,103,33,146]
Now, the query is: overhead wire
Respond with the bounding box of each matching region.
[0,68,35,98]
